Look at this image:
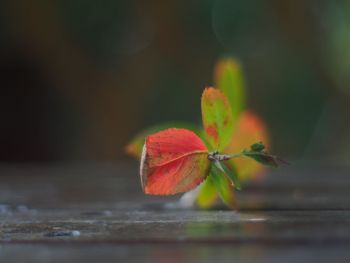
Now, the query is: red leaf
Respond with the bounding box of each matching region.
[140,128,210,195]
[144,128,208,167]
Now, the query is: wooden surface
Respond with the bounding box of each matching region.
[0,162,349,262]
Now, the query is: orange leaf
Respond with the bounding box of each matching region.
[225,111,269,181]
[140,128,210,195]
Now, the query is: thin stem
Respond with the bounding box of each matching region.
[226,152,244,159]
[208,151,244,161]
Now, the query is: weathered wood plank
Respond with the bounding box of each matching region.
[0,162,349,262]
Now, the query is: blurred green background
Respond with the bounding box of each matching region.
[0,0,349,163]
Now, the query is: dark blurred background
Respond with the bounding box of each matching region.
[0,0,349,163]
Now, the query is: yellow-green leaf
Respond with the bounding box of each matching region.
[201,87,234,151]
[215,58,245,122]
[209,163,236,209]
[196,177,218,208]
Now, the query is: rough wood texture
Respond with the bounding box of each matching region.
[0,162,349,262]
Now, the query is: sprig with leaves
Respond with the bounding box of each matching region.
[126,58,287,209]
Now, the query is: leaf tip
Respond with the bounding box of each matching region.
[125,142,140,159]
[214,57,242,79]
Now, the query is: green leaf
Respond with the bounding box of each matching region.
[125,122,199,159]
[213,160,241,190]
[209,163,236,209]
[201,87,235,151]
[215,58,245,122]
[243,149,288,168]
[250,142,265,152]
